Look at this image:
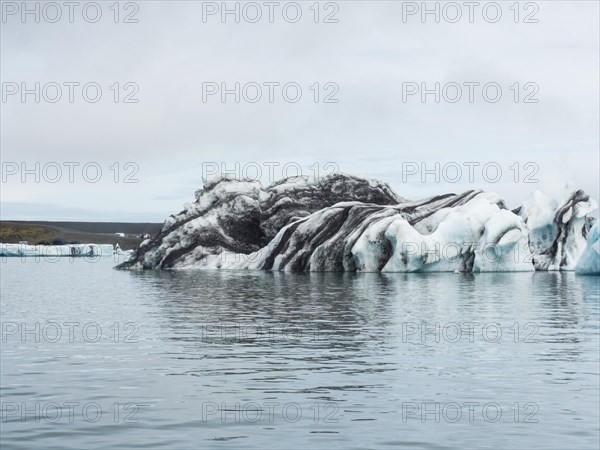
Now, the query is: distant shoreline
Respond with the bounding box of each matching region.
[0,221,162,250]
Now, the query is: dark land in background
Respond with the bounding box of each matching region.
[0,221,162,250]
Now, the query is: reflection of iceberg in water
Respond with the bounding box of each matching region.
[0,243,114,257]
[532,272,599,366]
[124,269,599,380]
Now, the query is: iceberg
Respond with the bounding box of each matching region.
[575,223,600,275]
[0,243,115,258]
[515,184,598,270]
[116,173,598,273]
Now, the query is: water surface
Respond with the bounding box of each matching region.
[1,258,599,449]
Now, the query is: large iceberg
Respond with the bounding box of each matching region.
[116,173,598,273]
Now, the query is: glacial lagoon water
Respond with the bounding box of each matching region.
[1,257,598,449]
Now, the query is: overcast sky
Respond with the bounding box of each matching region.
[1,0,598,222]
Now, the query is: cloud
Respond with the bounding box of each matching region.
[1,1,598,220]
